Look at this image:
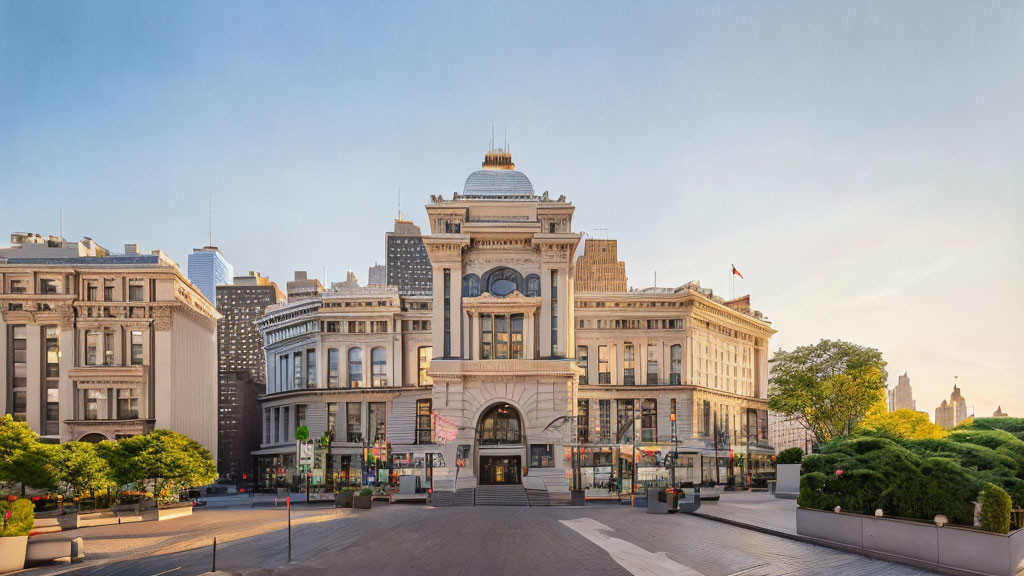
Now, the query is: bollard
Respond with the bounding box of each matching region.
[212,536,217,571]
[287,496,292,563]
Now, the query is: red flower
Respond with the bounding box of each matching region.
[835,469,844,476]
[6,495,16,502]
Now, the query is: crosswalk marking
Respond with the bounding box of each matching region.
[560,517,704,576]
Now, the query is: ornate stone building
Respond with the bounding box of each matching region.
[574,239,627,293]
[254,148,775,501]
[0,237,220,458]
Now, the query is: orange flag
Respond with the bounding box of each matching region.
[731,264,744,280]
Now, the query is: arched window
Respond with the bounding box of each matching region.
[371,347,387,387]
[481,267,523,297]
[670,345,682,385]
[477,403,522,445]
[462,274,481,297]
[348,348,363,388]
[525,274,541,297]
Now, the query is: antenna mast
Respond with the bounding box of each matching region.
[208,193,213,246]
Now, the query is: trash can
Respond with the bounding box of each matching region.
[646,487,668,514]
[664,489,679,512]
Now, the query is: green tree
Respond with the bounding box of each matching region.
[859,409,949,440]
[0,414,38,486]
[55,442,112,498]
[768,339,888,444]
[978,482,1012,534]
[7,443,59,495]
[112,430,216,505]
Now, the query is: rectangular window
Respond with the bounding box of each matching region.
[40,279,58,294]
[550,270,558,356]
[327,403,338,436]
[480,315,492,359]
[282,406,290,440]
[670,345,682,385]
[371,348,387,387]
[348,348,363,388]
[599,400,611,442]
[530,444,554,468]
[273,408,280,443]
[86,283,98,301]
[104,285,114,301]
[701,400,711,437]
[598,345,610,384]
[577,345,589,385]
[85,389,105,420]
[511,315,524,359]
[346,403,362,442]
[623,343,635,385]
[641,399,657,442]
[443,269,451,357]
[265,409,271,444]
[44,326,60,434]
[647,346,659,385]
[296,404,307,429]
[128,284,144,301]
[328,349,339,387]
[117,389,139,419]
[494,314,509,359]
[616,399,634,443]
[292,352,303,388]
[418,346,433,386]
[479,314,524,360]
[12,391,27,422]
[131,331,144,365]
[368,402,386,442]
[44,326,59,377]
[577,399,589,443]
[415,399,432,444]
[104,331,114,365]
[306,349,317,387]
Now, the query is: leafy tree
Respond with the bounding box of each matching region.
[859,409,949,440]
[55,442,112,498]
[978,482,1011,534]
[957,417,1024,441]
[0,414,38,486]
[108,431,216,505]
[7,443,59,495]
[295,425,309,442]
[768,340,888,444]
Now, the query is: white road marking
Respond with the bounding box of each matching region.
[560,517,704,576]
[150,568,181,576]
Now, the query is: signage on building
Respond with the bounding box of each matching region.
[298,442,314,467]
[433,412,459,445]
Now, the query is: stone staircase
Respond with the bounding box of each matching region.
[474,485,530,506]
[430,491,455,506]
[525,488,550,506]
[454,488,476,506]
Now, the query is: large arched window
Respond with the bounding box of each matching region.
[371,347,387,387]
[477,403,522,445]
[348,348,363,388]
[524,274,541,297]
[481,267,523,297]
[462,274,481,297]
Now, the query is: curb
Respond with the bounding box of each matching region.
[682,511,815,545]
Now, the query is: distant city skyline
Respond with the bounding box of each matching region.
[2,2,1021,417]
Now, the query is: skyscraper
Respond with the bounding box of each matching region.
[188,246,234,304]
[385,218,432,295]
[367,262,386,286]
[889,371,916,412]
[574,238,627,293]
[935,400,955,429]
[216,271,284,482]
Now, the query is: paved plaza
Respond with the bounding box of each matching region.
[23,494,941,576]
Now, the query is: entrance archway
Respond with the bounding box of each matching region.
[476,403,524,485]
[78,433,109,443]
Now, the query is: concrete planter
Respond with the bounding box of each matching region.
[353,495,372,510]
[142,505,193,522]
[797,507,1024,576]
[0,535,28,573]
[570,490,586,506]
[775,464,801,499]
[336,491,354,508]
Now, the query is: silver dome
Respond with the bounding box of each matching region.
[462,169,535,199]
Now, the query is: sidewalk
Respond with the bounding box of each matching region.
[688,490,799,537]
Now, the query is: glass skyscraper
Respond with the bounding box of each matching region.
[188,246,234,304]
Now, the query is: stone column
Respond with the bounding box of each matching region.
[58,323,75,441]
[25,326,42,433]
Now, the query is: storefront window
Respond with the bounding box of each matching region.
[530,444,554,468]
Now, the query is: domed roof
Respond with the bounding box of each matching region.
[462,169,535,199]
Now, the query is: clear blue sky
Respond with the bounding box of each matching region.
[2,1,1022,418]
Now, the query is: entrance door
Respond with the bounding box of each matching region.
[479,455,522,485]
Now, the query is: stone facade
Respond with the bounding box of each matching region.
[0,239,220,459]
[889,371,915,412]
[574,239,627,293]
[254,148,776,495]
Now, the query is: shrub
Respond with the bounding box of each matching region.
[359,487,373,497]
[777,447,803,464]
[0,498,35,537]
[978,482,1012,534]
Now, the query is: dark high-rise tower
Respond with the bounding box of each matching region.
[386,218,432,295]
[216,271,284,483]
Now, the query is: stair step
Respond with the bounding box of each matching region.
[525,488,550,506]
[454,488,476,506]
[475,485,530,506]
[430,491,455,506]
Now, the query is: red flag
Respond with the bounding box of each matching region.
[731,264,744,280]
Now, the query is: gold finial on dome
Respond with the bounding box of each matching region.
[482,147,514,170]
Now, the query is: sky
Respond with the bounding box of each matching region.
[2,1,1022,418]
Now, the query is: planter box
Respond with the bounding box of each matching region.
[797,507,1024,576]
[142,505,193,522]
[775,464,801,499]
[353,495,372,510]
[570,490,585,507]
[26,540,71,564]
[336,492,354,508]
[0,535,28,573]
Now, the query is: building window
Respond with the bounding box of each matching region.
[641,399,657,442]
[616,399,634,443]
[131,331,144,365]
[577,399,589,443]
[292,352,303,388]
[11,391,27,423]
[530,444,554,467]
[462,274,480,298]
[86,283,98,301]
[328,349,339,387]
[296,404,307,429]
[346,403,362,442]
[477,403,521,445]
[327,403,338,437]
[670,344,682,385]
[117,389,139,419]
[348,348,363,388]
[371,347,387,387]
[525,274,540,297]
[443,269,451,357]
[418,346,432,386]
[478,314,524,360]
[577,345,589,385]
[599,400,611,442]
[273,408,280,443]
[647,346,659,386]
[282,406,291,440]
[85,390,106,420]
[623,343,635,385]
[44,326,60,434]
[265,409,271,444]
[306,349,317,387]
[104,285,114,301]
[85,330,99,366]
[104,331,114,365]
[416,399,432,444]
[368,402,386,442]
[700,400,711,437]
[550,271,558,356]
[596,345,611,384]
[40,279,58,294]
[128,284,144,301]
